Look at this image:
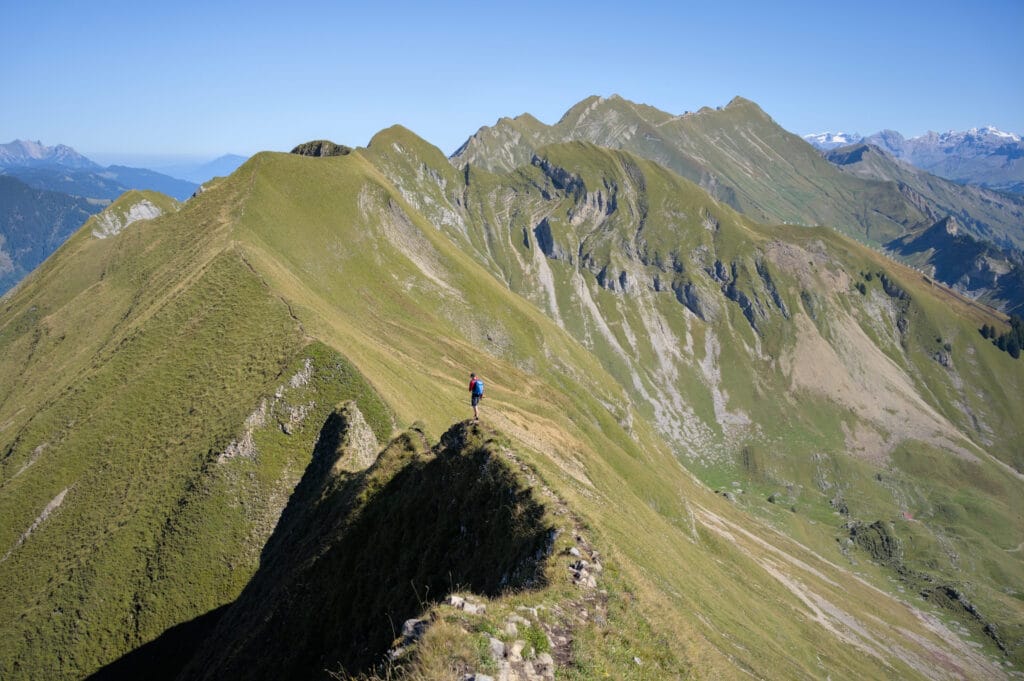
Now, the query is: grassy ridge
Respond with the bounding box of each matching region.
[370,131,1024,669]
[0,128,1022,680]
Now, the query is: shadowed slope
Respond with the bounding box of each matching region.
[182,418,552,680]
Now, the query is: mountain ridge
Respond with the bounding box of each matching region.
[1,121,1022,679]
[452,94,932,241]
[452,95,1024,311]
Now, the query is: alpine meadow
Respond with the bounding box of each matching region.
[1,95,1022,681]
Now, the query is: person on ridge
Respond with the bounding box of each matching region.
[469,372,484,421]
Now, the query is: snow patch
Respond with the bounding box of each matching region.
[803,131,863,149]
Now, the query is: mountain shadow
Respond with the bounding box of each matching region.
[174,407,549,679]
[83,606,229,681]
[89,409,552,680]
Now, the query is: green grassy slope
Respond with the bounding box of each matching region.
[1,132,1022,681]
[0,172,390,679]
[367,131,1024,670]
[229,143,1023,676]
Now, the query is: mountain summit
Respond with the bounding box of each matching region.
[454,95,1024,310]
[0,139,99,169]
[453,94,927,242]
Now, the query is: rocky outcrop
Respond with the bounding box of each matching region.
[91,199,163,239]
[848,520,902,566]
[290,140,353,157]
[532,218,567,261]
[330,401,379,473]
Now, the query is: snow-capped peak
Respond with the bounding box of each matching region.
[968,126,1020,141]
[906,126,1022,144]
[803,131,864,150]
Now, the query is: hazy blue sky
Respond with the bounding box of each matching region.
[3,0,1021,163]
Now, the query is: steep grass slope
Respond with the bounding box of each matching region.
[367,130,1024,669]
[0,172,390,678]
[229,142,1023,674]
[182,418,555,680]
[1,132,1022,680]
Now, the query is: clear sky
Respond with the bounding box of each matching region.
[3,0,1021,163]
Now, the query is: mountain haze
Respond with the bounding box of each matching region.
[152,154,250,184]
[1,110,1023,680]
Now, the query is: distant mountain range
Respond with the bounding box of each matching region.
[0,140,199,201]
[804,126,1024,194]
[0,141,248,295]
[0,139,98,169]
[822,142,1024,313]
[801,131,863,150]
[2,164,197,203]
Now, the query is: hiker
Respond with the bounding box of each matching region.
[469,372,484,420]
